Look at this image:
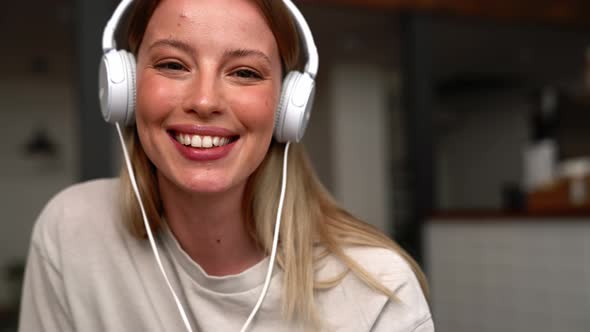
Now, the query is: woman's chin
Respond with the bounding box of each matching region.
[185,184,231,195]
[177,177,242,196]
[157,168,247,197]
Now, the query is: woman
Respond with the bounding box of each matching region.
[19,0,433,331]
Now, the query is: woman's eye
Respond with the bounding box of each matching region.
[155,62,186,71]
[233,69,262,80]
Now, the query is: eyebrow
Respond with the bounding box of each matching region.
[147,39,272,65]
[148,38,196,56]
[223,48,272,65]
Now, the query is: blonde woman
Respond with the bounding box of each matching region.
[19,0,433,331]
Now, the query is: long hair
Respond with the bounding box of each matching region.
[119,0,428,329]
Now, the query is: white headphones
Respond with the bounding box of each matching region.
[99,0,319,143]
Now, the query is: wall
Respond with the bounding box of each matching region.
[301,5,403,233]
[0,77,77,304]
[329,63,392,231]
[0,0,78,308]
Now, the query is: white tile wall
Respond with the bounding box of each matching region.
[425,219,590,332]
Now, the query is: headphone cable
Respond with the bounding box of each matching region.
[240,142,290,332]
[116,123,195,332]
[116,123,290,332]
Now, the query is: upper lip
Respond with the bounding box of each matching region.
[167,124,239,137]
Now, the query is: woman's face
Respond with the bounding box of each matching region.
[135,0,282,195]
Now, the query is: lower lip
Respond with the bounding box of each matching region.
[170,135,237,161]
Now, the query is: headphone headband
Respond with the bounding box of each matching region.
[102,0,133,52]
[281,0,318,77]
[102,0,318,78]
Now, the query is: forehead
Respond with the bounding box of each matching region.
[144,0,277,51]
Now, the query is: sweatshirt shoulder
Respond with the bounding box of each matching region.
[317,246,432,330]
[318,245,425,298]
[345,246,417,285]
[47,178,121,212]
[345,246,432,329]
[31,178,122,252]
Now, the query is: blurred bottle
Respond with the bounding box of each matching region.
[531,86,559,143]
[523,86,559,193]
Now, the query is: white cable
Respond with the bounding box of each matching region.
[117,122,290,332]
[239,142,291,332]
[116,123,194,332]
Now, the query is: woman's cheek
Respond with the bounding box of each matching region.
[236,88,278,130]
[138,76,179,122]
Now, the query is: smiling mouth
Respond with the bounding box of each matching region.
[171,131,239,149]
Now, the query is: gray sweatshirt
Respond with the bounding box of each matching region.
[19,179,433,332]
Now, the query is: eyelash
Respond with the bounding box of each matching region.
[232,69,262,80]
[154,61,263,81]
[154,61,186,71]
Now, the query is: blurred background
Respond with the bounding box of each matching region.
[2,0,590,331]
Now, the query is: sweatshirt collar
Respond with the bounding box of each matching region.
[161,222,274,294]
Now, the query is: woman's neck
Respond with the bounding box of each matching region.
[158,174,264,276]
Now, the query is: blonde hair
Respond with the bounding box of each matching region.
[120,0,428,329]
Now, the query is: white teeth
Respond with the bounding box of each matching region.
[202,136,212,148]
[176,133,232,149]
[191,135,202,148]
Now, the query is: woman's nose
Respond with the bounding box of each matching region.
[183,71,224,118]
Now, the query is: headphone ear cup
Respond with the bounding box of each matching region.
[274,71,298,142]
[123,51,137,125]
[99,50,136,125]
[274,71,316,143]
